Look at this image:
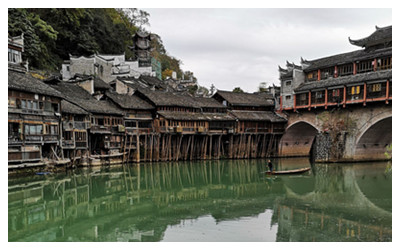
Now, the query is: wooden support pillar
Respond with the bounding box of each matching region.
[343,86,347,108]
[229,134,233,158]
[279,95,283,112]
[136,134,140,162]
[363,83,367,106]
[353,62,357,75]
[317,69,321,81]
[386,80,390,104]
[308,91,312,110]
[209,135,212,159]
[374,58,377,71]
[324,88,328,109]
[149,134,153,162]
[334,65,338,78]
[293,94,297,112]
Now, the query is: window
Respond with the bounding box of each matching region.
[8,97,16,107]
[378,57,392,70]
[332,89,340,97]
[97,118,104,126]
[338,64,354,76]
[307,71,318,80]
[50,125,58,135]
[8,49,12,62]
[351,86,360,95]
[285,95,291,100]
[371,84,382,92]
[63,131,73,140]
[24,124,43,135]
[285,81,292,86]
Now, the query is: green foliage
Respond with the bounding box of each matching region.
[8,8,195,83]
[188,85,198,95]
[233,87,244,93]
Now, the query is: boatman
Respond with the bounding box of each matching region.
[267,159,274,172]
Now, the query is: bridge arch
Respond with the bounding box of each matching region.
[279,121,319,157]
[354,115,392,161]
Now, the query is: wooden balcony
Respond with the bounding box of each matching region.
[9,150,41,163]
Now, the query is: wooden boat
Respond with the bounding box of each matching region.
[265,167,311,175]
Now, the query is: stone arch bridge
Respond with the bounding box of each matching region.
[278,103,391,162]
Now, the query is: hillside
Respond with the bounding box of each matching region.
[8,8,190,81]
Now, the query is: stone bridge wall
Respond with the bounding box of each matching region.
[279,103,392,162]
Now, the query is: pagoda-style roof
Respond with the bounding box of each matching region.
[349,25,392,48]
[213,90,275,107]
[229,110,287,123]
[303,47,391,72]
[8,70,63,98]
[295,69,392,93]
[105,90,154,110]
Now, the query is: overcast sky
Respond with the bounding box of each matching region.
[142,8,392,93]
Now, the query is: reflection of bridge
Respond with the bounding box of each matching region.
[8,160,391,242]
[274,163,391,241]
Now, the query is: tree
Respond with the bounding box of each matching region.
[188,85,198,96]
[209,84,216,95]
[233,87,244,93]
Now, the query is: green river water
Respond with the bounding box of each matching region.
[8,158,392,242]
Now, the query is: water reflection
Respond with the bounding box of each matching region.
[8,159,391,242]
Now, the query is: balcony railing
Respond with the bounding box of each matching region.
[43,134,59,142]
[62,140,75,148]
[75,141,87,148]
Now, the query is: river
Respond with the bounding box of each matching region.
[8,158,392,242]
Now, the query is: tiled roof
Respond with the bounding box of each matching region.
[295,69,392,92]
[349,25,392,48]
[105,90,154,110]
[49,82,124,115]
[229,110,287,122]
[214,90,275,107]
[8,70,63,98]
[157,111,235,121]
[61,100,89,115]
[94,77,110,90]
[303,47,391,72]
